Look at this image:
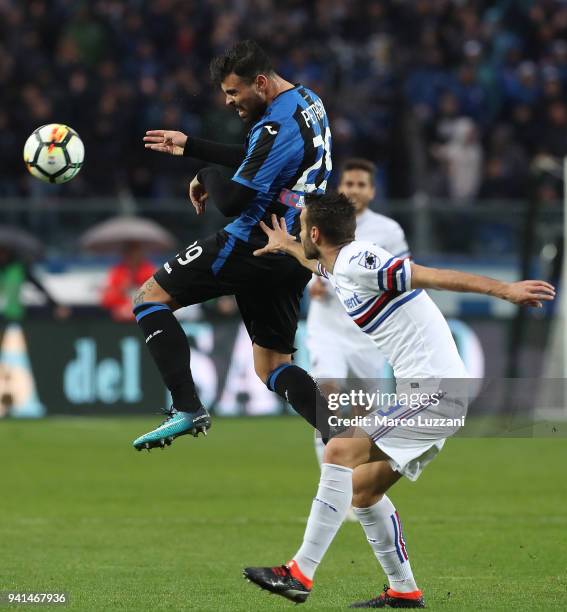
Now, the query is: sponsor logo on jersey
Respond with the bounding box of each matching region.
[164,262,172,274]
[344,293,363,310]
[358,251,380,270]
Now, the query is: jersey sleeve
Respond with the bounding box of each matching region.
[376,256,412,292]
[348,247,412,293]
[232,121,294,193]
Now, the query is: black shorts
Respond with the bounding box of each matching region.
[154,230,311,354]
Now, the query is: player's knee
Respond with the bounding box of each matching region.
[255,355,292,386]
[254,361,272,383]
[132,277,172,310]
[352,487,383,509]
[323,438,356,468]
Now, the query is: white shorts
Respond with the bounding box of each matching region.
[373,437,446,481]
[360,382,467,481]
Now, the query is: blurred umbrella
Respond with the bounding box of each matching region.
[79,216,177,253]
[0,226,44,260]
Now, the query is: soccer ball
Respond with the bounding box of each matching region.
[23,123,85,184]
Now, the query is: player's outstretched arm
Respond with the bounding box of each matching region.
[144,130,245,167]
[410,263,555,308]
[253,214,318,273]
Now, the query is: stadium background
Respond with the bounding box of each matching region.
[1,1,566,610]
[1,0,564,417]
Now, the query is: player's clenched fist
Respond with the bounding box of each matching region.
[143,130,187,156]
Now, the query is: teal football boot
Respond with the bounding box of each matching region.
[133,406,211,451]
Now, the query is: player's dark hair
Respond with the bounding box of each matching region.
[304,193,356,246]
[340,158,376,185]
[210,40,275,85]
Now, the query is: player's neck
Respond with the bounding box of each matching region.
[319,243,349,274]
[266,75,295,104]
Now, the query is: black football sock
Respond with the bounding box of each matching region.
[133,302,202,412]
[266,364,331,439]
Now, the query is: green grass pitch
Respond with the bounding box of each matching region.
[1,416,566,610]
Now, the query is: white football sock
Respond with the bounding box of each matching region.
[314,432,325,466]
[314,437,357,522]
[292,463,353,580]
[353,495,419,593]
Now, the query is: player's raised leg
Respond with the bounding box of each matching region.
[254,344,331,436]
[235,264,334,439]
[131,275,210,451]
[349,462,424,608]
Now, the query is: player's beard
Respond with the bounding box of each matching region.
[239,97,268,125]
[302,236,320,260]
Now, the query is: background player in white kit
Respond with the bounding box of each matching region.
[244,194,555,607]
[307,158,409,471]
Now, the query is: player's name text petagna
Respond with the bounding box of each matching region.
[328,414,467,428]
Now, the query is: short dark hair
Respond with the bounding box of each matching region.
[304,193,356,246]
[340,158,377,185]
[210,40,274,85]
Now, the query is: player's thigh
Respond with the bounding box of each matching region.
[352,460,402,508]
[153,232,235,307]
[236,258,311,357]
[323,430,389,469]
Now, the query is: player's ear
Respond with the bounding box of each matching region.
[311,226,320,243]
[255,74,268,93]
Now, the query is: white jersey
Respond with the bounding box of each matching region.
[317,240,466,380]
[306,209,409,375]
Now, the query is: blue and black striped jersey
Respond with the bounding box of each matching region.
[226,84,332,245]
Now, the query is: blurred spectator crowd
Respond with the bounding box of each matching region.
[1,0,567,203]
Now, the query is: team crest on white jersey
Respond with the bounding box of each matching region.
[358,251,380,270]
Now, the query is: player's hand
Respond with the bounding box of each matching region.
[503,280,555,307]
[309,277,329,300]
[253,214,295,256]
[143,130,187,156]
[189,175,208,215]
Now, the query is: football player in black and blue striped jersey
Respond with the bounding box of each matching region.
[132,40,333,450]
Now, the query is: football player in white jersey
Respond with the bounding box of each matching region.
[244,193,555,607]
[307,159,409,470]
[307,158,409,386]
